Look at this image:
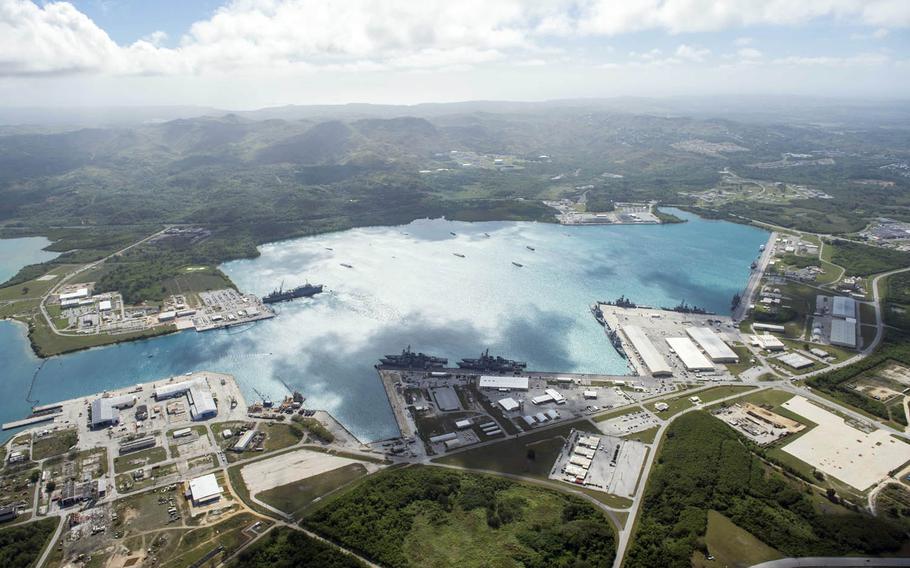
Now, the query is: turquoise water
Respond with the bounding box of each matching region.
[0,236,59,284]
[0,211,767,442]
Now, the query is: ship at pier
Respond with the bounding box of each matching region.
[379,346,448,369]
[457,349,527,373]
[262,281,324,304]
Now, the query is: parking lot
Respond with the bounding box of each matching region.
[595,410,659,437]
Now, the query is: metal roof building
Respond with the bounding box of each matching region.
[750,334,785,351]
[777,352,814,369]
[753,323,785,333]
[686,327,739,363]
[832,296,857,319]
[497,397,520,412]
[478,376,529,390]
[830,318,857,348]
[188,474,222,506]
[89,395,136,428]
[621,326,672,377]
[665,337,714,372]
[188,388,217,421]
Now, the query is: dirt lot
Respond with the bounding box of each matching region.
[240,449,380,495]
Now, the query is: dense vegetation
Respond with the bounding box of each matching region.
[305,465,615,568]
[626,412,906,568]
[0,518,59,568]
[233,526,365,568]
[827,240,910,277]
[2,103,909,300]
[806,334,910,423]
[291,415,335,443]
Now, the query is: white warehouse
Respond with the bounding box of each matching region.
[622,326,672,377]
[686,327,739,363]
[665,337,714,372]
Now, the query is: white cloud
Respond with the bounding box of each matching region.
[734,36,753,46]
[675,44,710,62]
[1,0,909,77]
[771,53,891,67]
[737,47,763,59]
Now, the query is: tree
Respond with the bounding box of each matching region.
[45,481,56,493]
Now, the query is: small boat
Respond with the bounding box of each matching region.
[453,253,465,258]
[512,262,523,267]
[325,247,333,251]
[340,263,353,268]
[483,233,490,238]
[450,232,457,236]
[526,246,535,251]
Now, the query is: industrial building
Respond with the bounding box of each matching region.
[777,353,814,369]
[832,296,857,319]
[119,436,156,455]
[497,397,520,412]
[154,378,217,421]
[187,473,222,506]
[753,323,785,333]
[665,337,714,372]
[750,334,785,351]
[621,326,672,377]
[98,299,112,311]
[830,318,858,348]
[478,376,529,390]
[89,395,136,429]
[686,327,739,363]
[232,430,256,452]
[59,288,90,302]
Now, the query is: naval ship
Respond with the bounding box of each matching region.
[457,349,527,373]
[262,282,323,304]
[379,346,448,369]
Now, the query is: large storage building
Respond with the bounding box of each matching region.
[665,337,714,372]
[832,296,857,319]
[830,318,858,348]
[89,395,136,429]
[686,327,739,363]
[154,378,217,421]
[478,376,529,390]
[188,473,222,506]
[621,326,672,377]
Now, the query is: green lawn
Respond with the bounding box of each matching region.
[694,510,783,568]
[31,428,78,460]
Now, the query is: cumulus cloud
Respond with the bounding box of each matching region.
[1,0,909,77]
[737,47,763,59]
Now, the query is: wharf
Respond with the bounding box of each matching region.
[3,412,60,430]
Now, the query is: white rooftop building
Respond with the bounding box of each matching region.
[622,326,672,377]
[478,376,529,391]
[89,395,136,428]
[497,397,520,412]
[750,334,785,351]
[665,337,714,372]
[830,318,858,348]
[154,378,217,421]
[59,288,90,302]
[188,473,222,506]
[686,327,739,363]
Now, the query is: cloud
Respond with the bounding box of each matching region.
[734,36,753,46]
[675,44,710,62]
[1,0,909,77]
[737,47,763,59]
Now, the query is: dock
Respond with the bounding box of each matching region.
[3,412,60,430]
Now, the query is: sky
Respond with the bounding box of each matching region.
[0,0,908,109]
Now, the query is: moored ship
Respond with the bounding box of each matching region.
[379,346,448,369]
[458,349,527,373]
[262,282,323,304]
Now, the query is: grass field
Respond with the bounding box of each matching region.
[592,405,642,423]
[624,426,660,444]
[28,315,177,357]
[725,345,757,376]
[257,463,369,518]
[432,419,600,480]
[31,428,78,460]
[693,510,783,568]
[167,425,208,458]
[113,446,168,474]
[262,422,304,452]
